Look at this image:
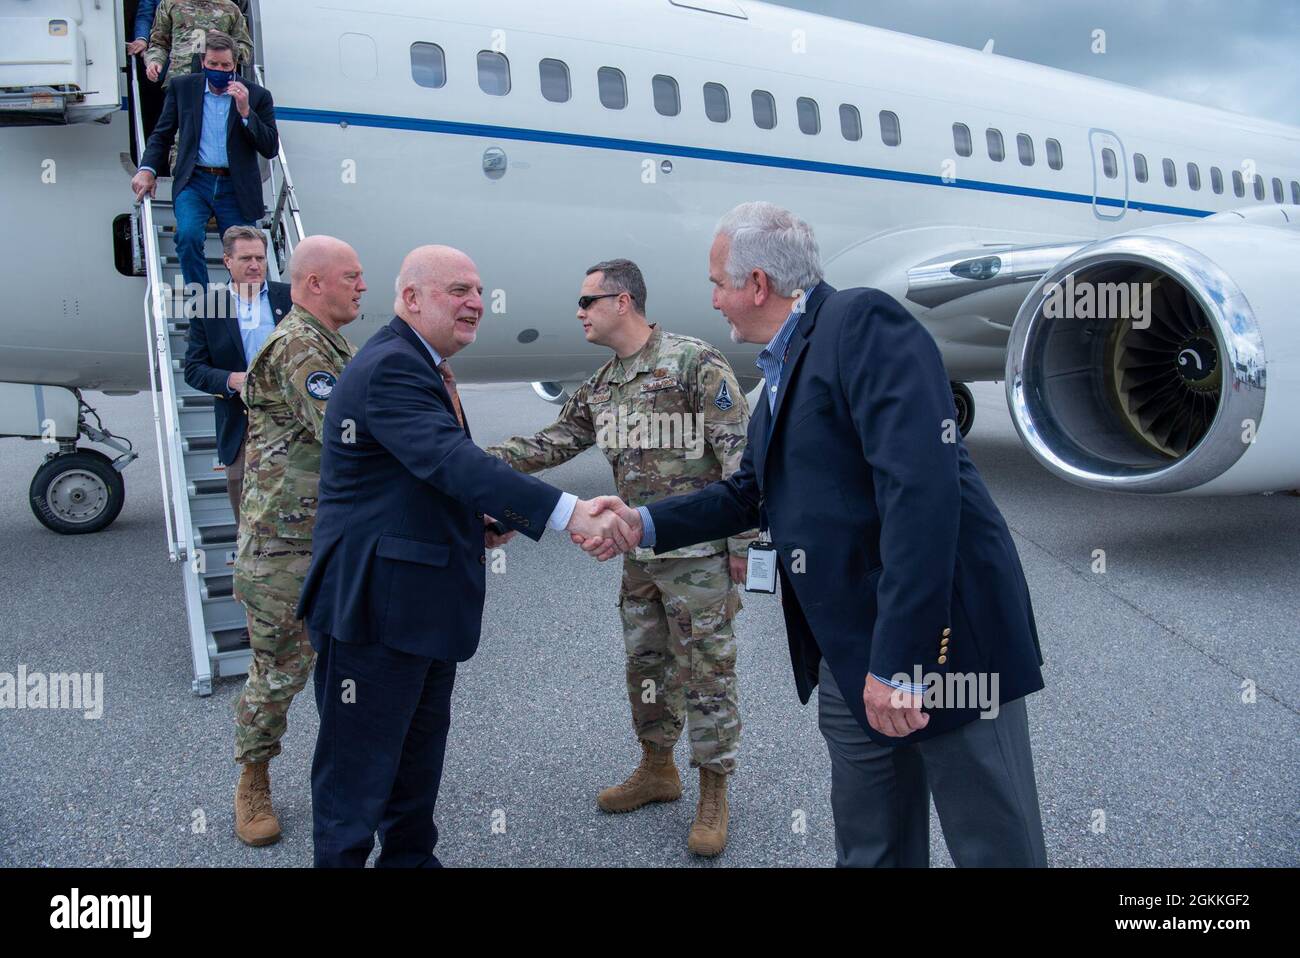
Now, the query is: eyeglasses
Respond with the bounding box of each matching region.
[578,293,621,310]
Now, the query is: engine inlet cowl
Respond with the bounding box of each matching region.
[1005,229,1279,495]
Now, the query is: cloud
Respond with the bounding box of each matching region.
[769,0,1300,126]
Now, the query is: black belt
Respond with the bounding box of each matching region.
[195,165,230,176]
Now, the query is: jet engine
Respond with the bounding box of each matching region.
[1005,210,1300,494]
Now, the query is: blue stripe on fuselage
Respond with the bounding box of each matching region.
[274,105,1215,220]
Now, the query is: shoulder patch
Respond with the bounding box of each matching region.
[714,379,735,411]
[304,370,337,400]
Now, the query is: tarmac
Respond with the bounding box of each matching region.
[0,380,1296,867]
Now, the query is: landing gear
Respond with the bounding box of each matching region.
[951,382,975,437]
[12,391,138,535]
[29,449,126,534]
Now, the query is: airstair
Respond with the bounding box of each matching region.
[129,60,307,695]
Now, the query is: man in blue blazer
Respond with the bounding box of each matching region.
[297,245,635,868]
[131,31,278,291]
[584,203,1048,867]
[183,226,290,519]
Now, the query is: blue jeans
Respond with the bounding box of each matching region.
[173,168,250,290]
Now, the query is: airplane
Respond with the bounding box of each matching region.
[3,0,1299,540]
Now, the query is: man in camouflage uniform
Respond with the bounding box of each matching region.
[487,259,755,857]
[144,0,253,85]
[231,235,365,846]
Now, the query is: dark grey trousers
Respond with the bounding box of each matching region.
[816,658,1048,867]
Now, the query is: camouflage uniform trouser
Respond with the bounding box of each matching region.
[618,554,741,775]
[231,533,315,764]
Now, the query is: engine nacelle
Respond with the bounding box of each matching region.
[1005,211,1300,495]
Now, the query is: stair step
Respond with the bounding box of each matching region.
[191,477,228,497]
[179,394,215,409]
[184,435,217,453]
[160,256,229,267]
[195,522,238,547]
[202,574,233,601]
[212,627,250,654]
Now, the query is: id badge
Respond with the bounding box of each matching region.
[745,541,777,594]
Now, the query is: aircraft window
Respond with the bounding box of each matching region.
[1046,137,1063,170]
[653,75,680,116]
[1017,134,1034,166]
[1102,148,1118,179]
[1133,153,1148,183]
[1273,177,1284,203]
[1292,181,1299,204]
[1187,163,1201,191]
[410,42,446,89]
[1253,174,1265,201]
[1210,167,1223,194]
[751,89,777,129]
[798,97,820,135]
[539,58,570,103]
[704,82,730,122]
[477,51,510,96]
[879,110,901,146]
[1232,170,1245,197]
[986,128,1004,161]
[599,67,627,109]
[952,123,972,157]
[840,104,862,141]
[1162,158,1176,187]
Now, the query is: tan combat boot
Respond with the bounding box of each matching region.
[234,761,282,846]
[597,740,683,813]
[687,768,729,857]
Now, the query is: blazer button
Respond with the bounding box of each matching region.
[479,554,487,565]
[942,627,952,637]
[937,655,948,665]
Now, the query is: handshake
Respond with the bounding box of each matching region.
[566,496,643,561]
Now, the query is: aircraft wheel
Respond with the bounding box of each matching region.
[29,450,125,535]
[951,382,975,437]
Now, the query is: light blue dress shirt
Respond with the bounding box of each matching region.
[406,324,577,532]
[234,282,275,370]
[139,84,249,177]
[198,88,233,167]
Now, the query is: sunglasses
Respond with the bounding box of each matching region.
[578,293,621,310]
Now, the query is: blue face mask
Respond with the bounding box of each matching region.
[204,68,234,91]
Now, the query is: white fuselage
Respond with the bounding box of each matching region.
[2,0,1297,390]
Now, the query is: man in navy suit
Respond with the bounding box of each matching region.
[131,30,278,292]
[182,225,291,519]
[583,202,1048,867]
[296,245,636,867]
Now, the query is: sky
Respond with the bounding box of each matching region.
[768,0,1299,127]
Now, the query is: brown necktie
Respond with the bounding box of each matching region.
[438,360,465,429]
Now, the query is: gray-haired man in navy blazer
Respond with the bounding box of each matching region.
[580,202,1048,867]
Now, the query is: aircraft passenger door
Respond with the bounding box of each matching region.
[1088,129,1128,221]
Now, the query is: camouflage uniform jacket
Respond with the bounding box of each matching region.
[146,0,254,82]
[239,305,355,540]
[488,326,758,561]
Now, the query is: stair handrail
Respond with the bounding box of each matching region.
[254,64,307,275]
[129,55,192,564]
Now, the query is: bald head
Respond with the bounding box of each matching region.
[289,235,366,330]
[394,245,484,358]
